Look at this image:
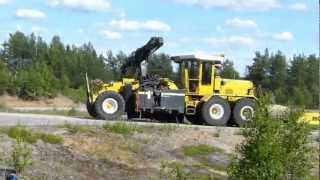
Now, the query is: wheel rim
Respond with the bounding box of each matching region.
[102,98,118,114]
[240,106,254,121]
[209,104,225,120]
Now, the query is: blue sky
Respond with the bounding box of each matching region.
[0,0,318,74]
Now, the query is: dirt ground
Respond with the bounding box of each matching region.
[0,95,80,108]
[0,125,244,180]
[0,124,318,180]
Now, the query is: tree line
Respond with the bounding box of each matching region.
[245,49,319,109]
[0,32,318,108]
[0,32,174,102]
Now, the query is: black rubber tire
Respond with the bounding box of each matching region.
[122,85,133,102]
[201,96,231,126]
[123,85,139,119]
[94,91,125,120]
[233,98,255,127]
[185,115,204,125]
[86,101,97,118]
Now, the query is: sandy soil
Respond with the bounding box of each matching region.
[0,95,79,108]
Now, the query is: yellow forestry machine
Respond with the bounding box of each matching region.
[86,37,257,126]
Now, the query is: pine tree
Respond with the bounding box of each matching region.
[220,59,240,79]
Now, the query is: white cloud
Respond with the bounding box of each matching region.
[47,0,111,12]
[109,19,171,32]
[288,3,307,11]
[110,20,139,31]
[171,0,281,11]
[272,32,294,41]
[102,30,122,40]
[204,36,255,47]
[225,18,257,29]
[16,9,47,20]
[0,0,10,5]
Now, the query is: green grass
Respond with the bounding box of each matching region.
[62,88,86,103]
[60,123,96,134]
[103,122,143,136]
[183,144,224,157]
[159,161,222,180]
[36,133,63,144]
[307,124,320,131]
[0,125,63,144]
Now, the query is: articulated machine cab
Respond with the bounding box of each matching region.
[86,37,256,126]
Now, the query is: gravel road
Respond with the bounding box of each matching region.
[0,112,241,131]
[0,112,317,141]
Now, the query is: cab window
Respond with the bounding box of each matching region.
[186,61,198,79]
[202,62,212,85]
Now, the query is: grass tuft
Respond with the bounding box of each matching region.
[60,123,95,134]
[103,122,142,136]
[36,133,63,144]
[183,144,224,157]
[1,125,63,144]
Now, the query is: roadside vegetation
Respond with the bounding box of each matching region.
[228,96,315,179]
[0,125,63,144]
[10,138,33,174]
[103,122,143,136]
[0,112,317,179]
[183,144,224,157]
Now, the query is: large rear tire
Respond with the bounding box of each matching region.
[95,92,125,120]
[201,96,231,126]
[233,98,255,126]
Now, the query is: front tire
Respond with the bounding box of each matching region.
[95,92,125,120]
[201,96,231,126]
[233,98,255,126]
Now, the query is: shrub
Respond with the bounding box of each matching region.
[16,62,58,100]
[62,87,86,103]
[0,61,14,95]
[7,126,38,144]
[10,138,33,173]
[228,96,313,179]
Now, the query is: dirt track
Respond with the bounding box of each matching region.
[0,112,239,130]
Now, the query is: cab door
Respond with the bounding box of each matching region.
[185,61,200,93]
[198,61,214,95]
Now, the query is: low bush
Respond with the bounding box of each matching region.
[228,96,313,179]
[62,88,86,103]
[11,138,33,173]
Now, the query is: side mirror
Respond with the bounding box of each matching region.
[215,64,222,69]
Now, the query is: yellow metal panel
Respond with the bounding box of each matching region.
[301,112,320,125]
